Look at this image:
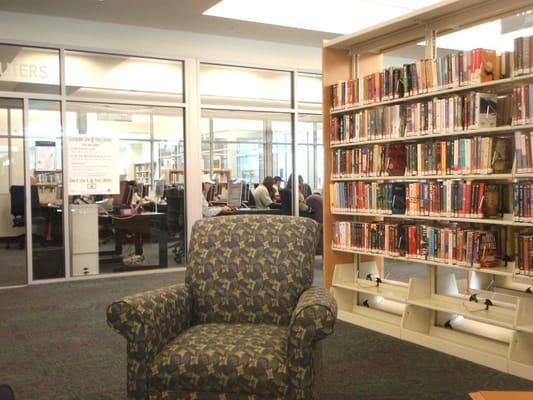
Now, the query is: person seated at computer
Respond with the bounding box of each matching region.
[281,174,311,214]
[273,176,283,201]
[300,175,313,199]
[306,189,323,224]
[252,176,281,209]
[202,174,234,217]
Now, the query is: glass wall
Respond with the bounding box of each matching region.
[66,103,185,275]
[199,65,323,217]
[297,114,323,191]
[200,64,291,108]
[0,99,26,286]
[28,100,65,280]
[0,42,321,285]
[0,44,60,94]
[65,51,184,102]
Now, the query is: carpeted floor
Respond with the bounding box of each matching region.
[1,264,532,400]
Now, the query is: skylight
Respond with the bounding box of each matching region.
[203,0,445,35]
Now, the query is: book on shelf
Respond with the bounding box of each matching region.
[514,131,533,173]
[513,181,533,223]
[331,136,512,178]
[512,84,533,125]
[330,180,504,219]
[332,220,501,268]
[515,230,533,276]
[513,36,533,77]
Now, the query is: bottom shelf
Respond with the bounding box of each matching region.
[401,326,509,372]
[338,307,403,339]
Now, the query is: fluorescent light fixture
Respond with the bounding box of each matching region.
[204,0,444,34]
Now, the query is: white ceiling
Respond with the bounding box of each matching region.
[0,0,337,47]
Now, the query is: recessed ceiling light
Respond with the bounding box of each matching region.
[204,0,444,35]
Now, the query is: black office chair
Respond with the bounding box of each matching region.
[6,186,26,249]
[247,188,256,207]
[280,188,292,214]
[165,186,185,264]
[7,186,45,249]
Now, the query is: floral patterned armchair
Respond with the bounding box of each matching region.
[107,215,337,400]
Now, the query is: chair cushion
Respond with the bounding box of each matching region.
[150,323,289,398]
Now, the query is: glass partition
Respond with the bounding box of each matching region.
[200,64,292,108]
[0,44,60,94]
[66,102,185,275]
[65,51,184,102]
[28,100,65,280]
[297,73,322,113]
[0,99,26,286]
[296,114,323,192]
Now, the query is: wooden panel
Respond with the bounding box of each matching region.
[322,47,353,288]
[358,53,383,78]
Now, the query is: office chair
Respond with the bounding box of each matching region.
[165,186,185,264]
[247,188,256,207]
[6,186,44,249]
[6,186,25,249]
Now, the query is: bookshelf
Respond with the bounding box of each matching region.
[134,162,154,184]
[323,0,533,380]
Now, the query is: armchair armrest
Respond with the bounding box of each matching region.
[106,284,191,399]
[287,287,337,400]
[107,283,191,350]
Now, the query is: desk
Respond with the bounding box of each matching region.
[102,212,168,269]
[38,203,62,242]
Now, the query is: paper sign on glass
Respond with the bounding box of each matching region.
[66,136,119,195]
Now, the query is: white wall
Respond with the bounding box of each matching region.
[0,11,321,72]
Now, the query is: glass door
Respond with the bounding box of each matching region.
[0,98,26,287]
[27,100,65,280]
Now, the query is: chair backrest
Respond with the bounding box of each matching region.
[166,186,185,234]
[187,215,318,326]
[247,188,256,207]
[9,186,24,217]
[280,189,292,213]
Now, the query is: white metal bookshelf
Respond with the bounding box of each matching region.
[323,0,533,381]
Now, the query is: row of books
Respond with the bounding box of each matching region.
[331,137,511,178]
[514,36,533,77]
[514,182,533,223]
[403,181,502,218]
[332,221,499,268]
[329,181,405,214]
[513,84,533,125]
[330,92,498,144]
[404,137,511,176]
[330,35,533,110]
[329,48,504,109]
[330,181,503,219]
[515,131,533,173]
[515,230,533,276]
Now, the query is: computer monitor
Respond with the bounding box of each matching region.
[227,182,243,208]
